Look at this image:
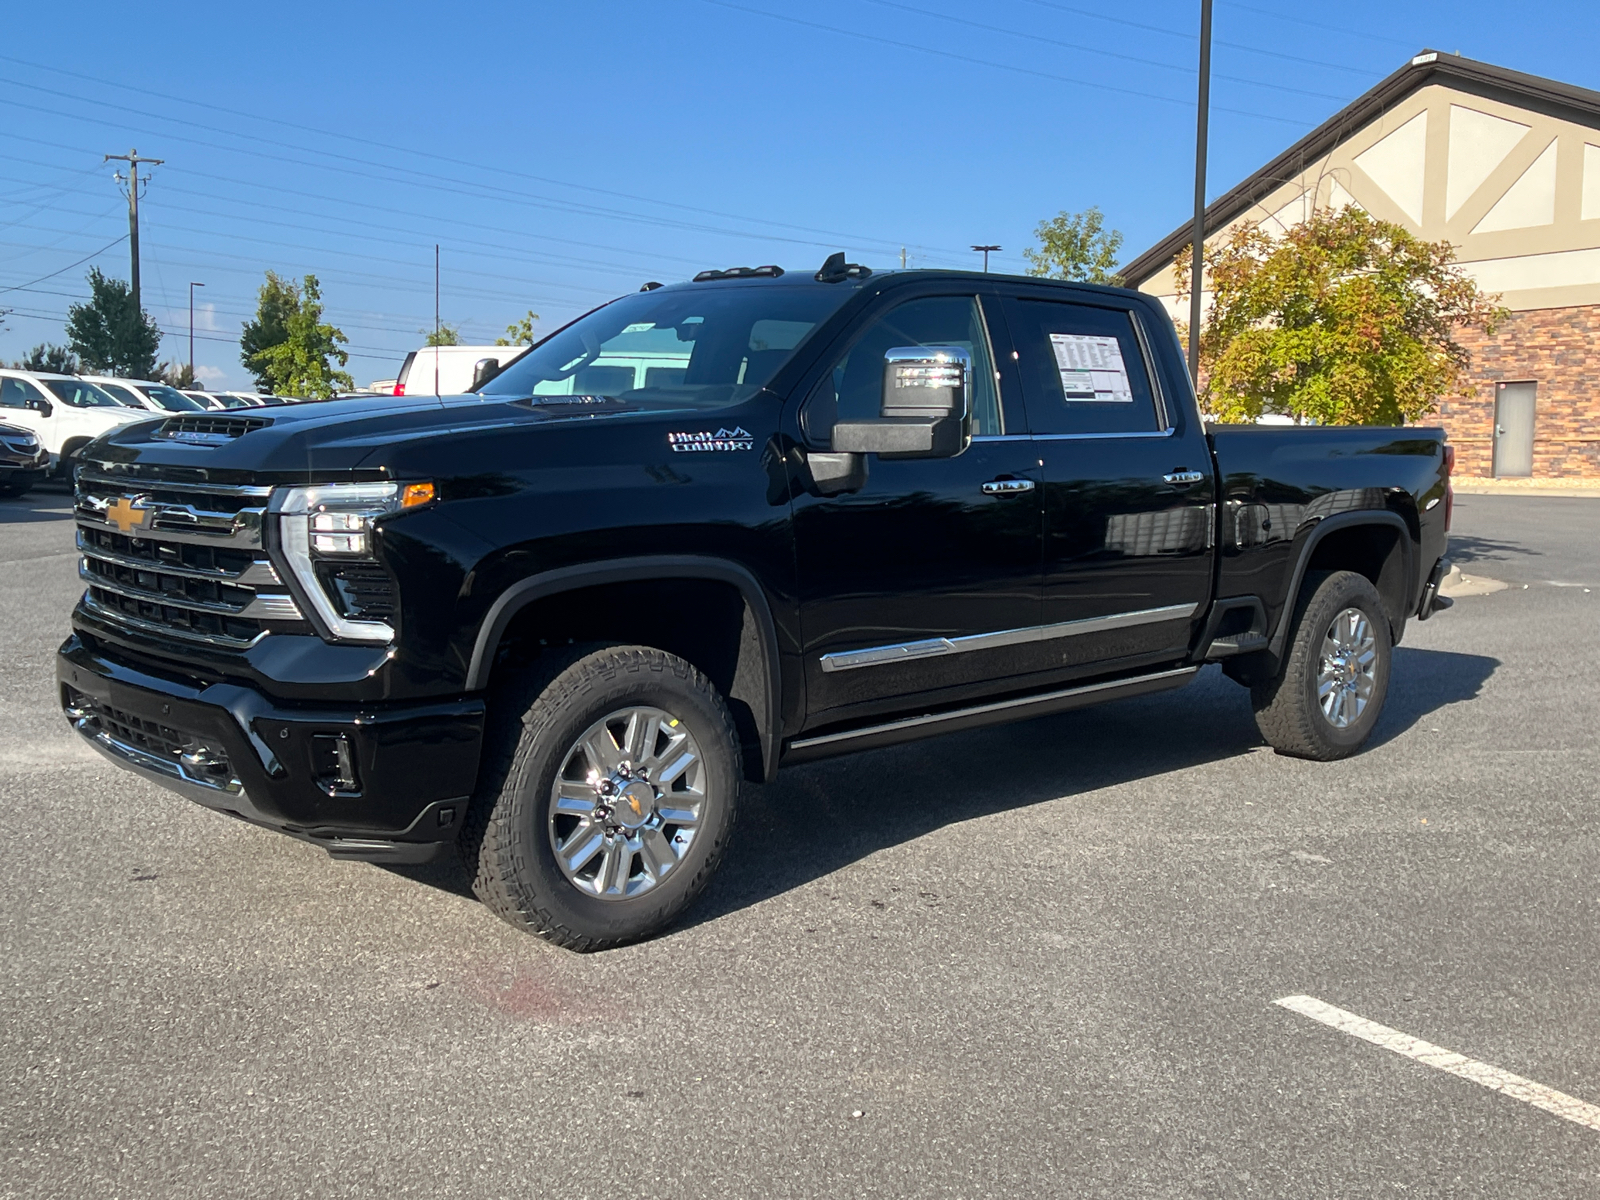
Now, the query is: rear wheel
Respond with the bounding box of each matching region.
[1251,570,1391,760]
[461,644,741,950]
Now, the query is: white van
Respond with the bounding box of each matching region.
[393,345,529,396]
[0,370,152,474]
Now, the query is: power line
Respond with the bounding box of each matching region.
[0,50,955,255]
[857,0,1354,102]
[1217,0,1418,48]
[698,0,1313,126]
[1008,0,1388,76]
[0,234,127,295]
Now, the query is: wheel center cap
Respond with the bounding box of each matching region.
[612,780,656,830]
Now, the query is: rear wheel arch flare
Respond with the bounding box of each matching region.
[1271,512,1414,656]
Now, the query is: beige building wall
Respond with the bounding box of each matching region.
[1138,77,1600,477]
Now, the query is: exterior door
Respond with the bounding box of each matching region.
[1000,293,1213,677]
[790,293,1043,726]
[1493,381,1536,478]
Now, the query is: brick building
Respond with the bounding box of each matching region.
[1121,52,1600,479]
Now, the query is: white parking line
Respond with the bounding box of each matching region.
[1276,994,1600,1133]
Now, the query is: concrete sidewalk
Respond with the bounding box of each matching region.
[1452,477,1600,498]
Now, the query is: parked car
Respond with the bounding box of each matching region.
[0,421,49,497]
[80,376,209,415]
[0,369,150,475]
[179,389,233,410]
[216,392,275,408]
[57,260,1454,950]
[392,345,529,395]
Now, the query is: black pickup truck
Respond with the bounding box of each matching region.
[57,257,1454,949]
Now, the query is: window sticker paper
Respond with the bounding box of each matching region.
[1049,333,1133,403]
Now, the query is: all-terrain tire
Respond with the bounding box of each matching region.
[1251,569,1392,761]
[460,643,741,950]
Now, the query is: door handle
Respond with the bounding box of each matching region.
[1163,469,1206,486]
[981,478,1035,495]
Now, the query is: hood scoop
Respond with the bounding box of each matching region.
[154,415,273,445]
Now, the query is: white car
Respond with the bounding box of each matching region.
[0,370,152,474]
[393,345,529,396]
[80,376,212,415]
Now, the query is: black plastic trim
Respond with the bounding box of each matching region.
[1268,511,1414,657]
[465,555,784,782]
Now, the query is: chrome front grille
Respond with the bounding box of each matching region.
[75,470,306,648]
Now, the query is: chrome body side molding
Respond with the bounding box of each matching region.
[818,602,1198,673]
[784,666,1199,763]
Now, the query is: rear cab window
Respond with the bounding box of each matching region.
[1002,297,1165,435]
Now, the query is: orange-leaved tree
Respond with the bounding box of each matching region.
[1174,206,1506,425]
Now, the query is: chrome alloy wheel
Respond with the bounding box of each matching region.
[547,706,705,900]
[1317,606,1377,729]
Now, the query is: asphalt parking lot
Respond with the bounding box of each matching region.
[2,487,1597,1199]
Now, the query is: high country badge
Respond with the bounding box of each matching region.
[667,427,755,453]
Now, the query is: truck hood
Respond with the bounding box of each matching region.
[78,391,739,482]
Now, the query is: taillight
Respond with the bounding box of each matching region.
[393,382,405,396]
[1442,443,1455,532]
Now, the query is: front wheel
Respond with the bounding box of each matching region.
[461,644,741,950]
[1251,570,1392,761]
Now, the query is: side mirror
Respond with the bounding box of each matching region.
[470,358,502,391]
[831,345,971,458]
[26,396,53,418]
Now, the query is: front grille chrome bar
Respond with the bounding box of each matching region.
[75,529,281,586]
[78,560,302,621]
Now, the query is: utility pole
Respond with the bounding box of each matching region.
[104,148,163,311]
[900,247,907,269]
[1188,0,1213,382]
[434,243,440,395]
[188,282,204,383]
[971,244,1001,273]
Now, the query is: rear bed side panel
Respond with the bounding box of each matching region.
[1208,426,1448,644]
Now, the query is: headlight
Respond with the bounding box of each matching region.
[272,481,434,643]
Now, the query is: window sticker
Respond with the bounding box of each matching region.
[1048,333,1133,403]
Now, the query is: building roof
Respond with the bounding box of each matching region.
[1119,51,1600,289]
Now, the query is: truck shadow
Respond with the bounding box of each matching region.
[0,487,73,526]
[685,647,1498,930]
[1445,532,1538,574]
[386,648,1498,927]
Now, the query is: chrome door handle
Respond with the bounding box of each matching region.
[981,478,1035,495]
[1163,470,1206,486]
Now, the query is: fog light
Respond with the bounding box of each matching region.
[312,733,362,795]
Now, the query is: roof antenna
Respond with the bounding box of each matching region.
[816,251,871,283]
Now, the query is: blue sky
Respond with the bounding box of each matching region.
[2,1,1596,389]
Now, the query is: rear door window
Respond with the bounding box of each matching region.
[1002,297,1163,435]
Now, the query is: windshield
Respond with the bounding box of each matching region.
[142,384,206,412]
[96,382,145,408]
[45,379,123,408]
[481,284,851,408]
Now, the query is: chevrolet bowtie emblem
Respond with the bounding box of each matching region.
[626,794,643,817]
[104,496,152,535]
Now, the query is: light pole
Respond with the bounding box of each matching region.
[188,281,204,384]
[971,244,1001,273]
[1188,0,1213,382]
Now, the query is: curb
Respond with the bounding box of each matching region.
[1453,481,1600,498]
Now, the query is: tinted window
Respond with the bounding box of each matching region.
[802,295,1002,442]
[141,385,206,412]
[96,382,145,408]
[44,379,122,408]
[0,378,45,408]
[1004,298,1161,435]
[482,284,851,410]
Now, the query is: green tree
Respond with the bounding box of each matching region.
[158,361,197,388]
[495,310,540,346]
[1024,207,1124,284]
[15,343,81,373]
[422,324,460,347]
[1174,207,1506,425]
[64,268,162,377]
[241,273,353,398]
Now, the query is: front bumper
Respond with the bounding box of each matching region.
[57,635,485,862]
